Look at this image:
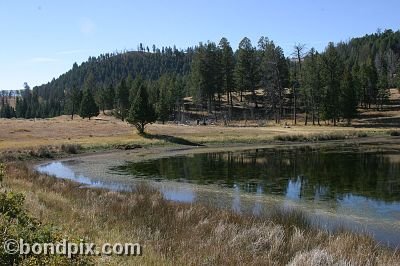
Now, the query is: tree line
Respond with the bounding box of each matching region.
[1,29,400,128]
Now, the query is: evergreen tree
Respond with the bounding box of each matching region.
[235,37,259,106]
[0,101,16,118]
[127,78,156,133]
[377,62,390,110]
[191,42,222,112]
[302,48,323,125]
[104,85,115,110]
[340,69,358,124]
[321,43,342,125]
[259,37,289,123]
[155,74,173,124]
[219,37,235,106]
[79,89,99,120]
[67,86,82,120]
[115,79,130,121]
[4,31,400,122]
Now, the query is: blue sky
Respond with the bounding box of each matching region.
[0,0,399,90]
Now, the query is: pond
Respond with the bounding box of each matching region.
[36,148,400,247]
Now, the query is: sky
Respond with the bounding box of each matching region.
[0,0,399,91]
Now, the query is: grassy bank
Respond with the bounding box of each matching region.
[2,128,396,163]
[0,116,395,152]
[2,162,399,265]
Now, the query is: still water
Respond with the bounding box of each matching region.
[36,148,400,247]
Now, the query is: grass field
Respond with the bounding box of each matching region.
[1,113,396,152]
[2,89,400,151]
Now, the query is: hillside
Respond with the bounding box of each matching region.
[34,48,194,101]
[2,29,400,124]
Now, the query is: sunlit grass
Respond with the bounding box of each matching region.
[2,163,399,265]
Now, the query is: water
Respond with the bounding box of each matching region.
[36,148,400,247]
[113,150,400,202]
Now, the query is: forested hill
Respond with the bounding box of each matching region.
[337,29,400,78]
[34,47,194,102]
[2,29,400,122]
[36,29,400,96]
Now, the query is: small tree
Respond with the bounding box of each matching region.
[68,86,82,120]
[127,79,156,133]
[79,89,99,120]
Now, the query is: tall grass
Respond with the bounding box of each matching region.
[3,163,399,265]
[274,132,368,142]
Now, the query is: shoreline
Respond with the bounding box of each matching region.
[2,130,400,264]
[33,137,400,248]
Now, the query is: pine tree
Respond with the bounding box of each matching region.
[115,79,130,121]
[321,43,342,125]
[104,85,115,110]
[259,37,288,123]
[219,37,235,106]
[302,48,323,125]
[67,86,82,120]
[235,37,259,106]
[155,75,173,124]
[191,42,222,113]
[340,70,358,124]
[377,63,390,110]
[79,89,99,120]
[127,77,156,133]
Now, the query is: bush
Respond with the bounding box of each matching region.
[389,130,400,136]
[0,165,91,265]
[61,144,82,154]
[357,132,368,138]
[0,191,91,265]
[0,164,4,183]
[29,147,53,158]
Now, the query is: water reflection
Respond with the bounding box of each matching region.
[114,150,400,203]
[37,161,129,192]
[36,149,400,247]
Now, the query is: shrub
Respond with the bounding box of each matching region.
[389,130,400,136]
[61,144,82,154]
[0,163,4,183]
[29,147,53,158]
[0,191,92,265]
[357,132,368,138]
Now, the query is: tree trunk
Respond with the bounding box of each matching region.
[304,110,308,126]
[252,89,258,109]
[312,107,315,125]
[71,104,75,120]
[293,86,297,125]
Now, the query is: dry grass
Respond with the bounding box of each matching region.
[2,163,399,265]
[1,114,394,153]
[1,88,400,151]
